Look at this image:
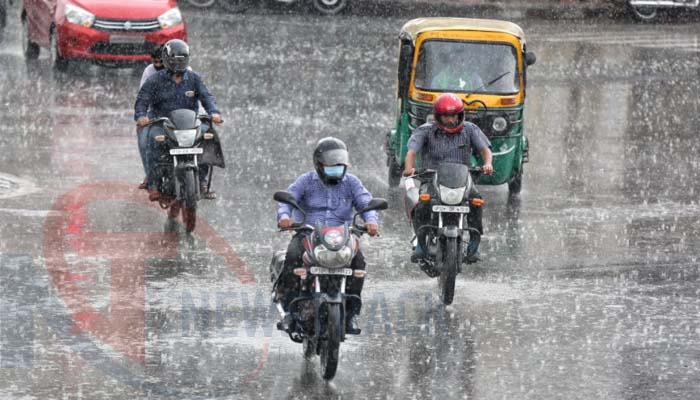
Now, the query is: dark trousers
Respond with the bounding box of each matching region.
[278,233,365,316]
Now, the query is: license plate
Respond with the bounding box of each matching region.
[309,267,353,276]
[170,148,203,155]
[432,205,469,213]
[109,35,145,44]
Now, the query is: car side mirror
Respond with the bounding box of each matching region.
[525,51,537,67]
[273,191,305,216]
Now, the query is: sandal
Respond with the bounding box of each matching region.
[200,187,217,200]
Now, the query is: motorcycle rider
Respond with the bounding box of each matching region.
[135,44,165,190]
[134,39,222,201]
[403,92,493,263]
[276,137,380,334]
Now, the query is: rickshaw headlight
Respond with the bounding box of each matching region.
[492,116,508,132]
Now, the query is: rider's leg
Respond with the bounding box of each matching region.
[146,125,166,200]
[276,233,306,330]
[136,126,149,188]
[198,123,214,197]
[276,233,306,310]
[346,251,366,334]
[411,182,435,262]
[466,188,484,262]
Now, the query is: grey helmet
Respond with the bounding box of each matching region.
[313,137,349,185]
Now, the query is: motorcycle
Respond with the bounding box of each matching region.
[404,162,483,305]
[147,109,225,232]
[270,191,388,380]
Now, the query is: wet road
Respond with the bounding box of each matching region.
[1,4,700,399]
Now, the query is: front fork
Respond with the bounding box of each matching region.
[172,155,200,200]
[313,276,347,341]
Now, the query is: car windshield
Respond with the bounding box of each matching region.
[414,40,520,94]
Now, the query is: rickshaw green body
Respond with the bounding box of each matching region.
[386,18,535,193]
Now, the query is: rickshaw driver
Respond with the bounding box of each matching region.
[430,52,484,92]
[403,93,493,264]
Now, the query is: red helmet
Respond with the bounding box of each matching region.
[433,93,465,134]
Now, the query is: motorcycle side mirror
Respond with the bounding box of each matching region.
[273,191,305,216]
[525,51,537,67]
[361,198,389,213]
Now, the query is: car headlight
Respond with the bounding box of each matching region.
[65,4,95,28]
[439,185,466,205]
[314,245,353,268]
[158,8,183,29]
[492,116,508,133]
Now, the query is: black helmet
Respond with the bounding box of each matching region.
[313,137,349,185]
[162,39,189,74]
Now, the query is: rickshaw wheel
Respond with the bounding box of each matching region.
[508,168,522,195]
[388,157,403,188]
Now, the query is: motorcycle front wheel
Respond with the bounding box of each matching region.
[182,170,198,232]
[320,303,341,380]
[439,238,460,305]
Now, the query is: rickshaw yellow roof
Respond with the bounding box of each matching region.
[400,18,526,44]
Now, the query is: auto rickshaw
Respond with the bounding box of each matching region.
[386,18,536,194]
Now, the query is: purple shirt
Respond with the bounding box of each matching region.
[277,171,378,226]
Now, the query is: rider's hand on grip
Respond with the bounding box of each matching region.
[403,168,415,177]
[211,114,223,124]
[278,218,293,229]
[366,223,379,237]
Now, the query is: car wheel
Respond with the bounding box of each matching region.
[185,0,217,8]
[50,29,68,72]
[22,16,40,60]
[312,0,348,15]
[217,0,248,13]
[628,3,658,21]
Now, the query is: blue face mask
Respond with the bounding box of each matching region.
[323,165,345,178]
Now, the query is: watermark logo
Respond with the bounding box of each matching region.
[41,181,267,393]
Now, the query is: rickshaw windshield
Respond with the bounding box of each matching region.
[414,40,520,95]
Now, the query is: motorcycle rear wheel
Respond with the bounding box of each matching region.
[320,303,341,380]
[439,238,459,305]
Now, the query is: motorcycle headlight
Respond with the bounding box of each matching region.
[439,185,466,205]
[313,245,353,268]
[174,129,197,147]
[323,230,345,247]
[492,116,508,133]
[158,8,183,29]
[65,4,95,28]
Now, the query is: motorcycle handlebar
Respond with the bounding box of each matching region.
[409,166,482,178]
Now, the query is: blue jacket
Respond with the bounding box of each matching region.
[134,69,219,121]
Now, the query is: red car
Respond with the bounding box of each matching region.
[21,0,187,70]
